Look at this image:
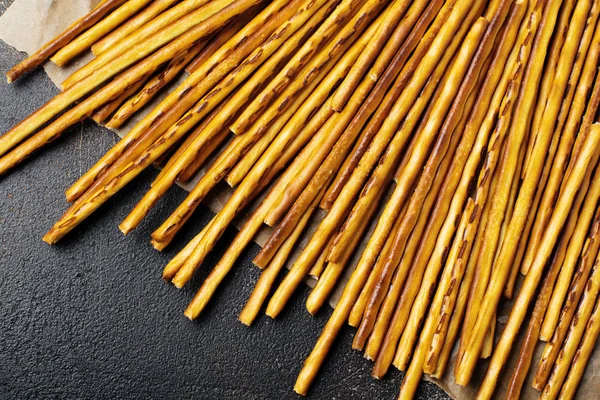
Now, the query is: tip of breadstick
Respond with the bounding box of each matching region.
[6,75,13,84]
[42,232,55,245]
[118,223,130,235]
[151,238,166,251]
[183,309,195,321]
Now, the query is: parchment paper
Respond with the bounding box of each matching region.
[1,1,599,399]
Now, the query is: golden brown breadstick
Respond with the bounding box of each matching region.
[91,71,153,124]
[321,0,456,210]
[557,294,600,400]
[522,2,600,277]
[534,197,600,389]
[0,0,260,174]
[330,0,420,111]
[51,0,154,66]
[91,0,180,56]
[5,0,127,83]
[229,0,384,135]
[238,191,321,325]
[454,0,560,385]
[523,0,575,177]
[106,41,207,129]
[292,1,478,394]
[540,251,600,400]
[469,122,600,397]
[62,0,221,88]
[65,0,291,202]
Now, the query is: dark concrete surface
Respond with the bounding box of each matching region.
[0,1,450,399]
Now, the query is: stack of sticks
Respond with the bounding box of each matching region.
[2,0,600,398]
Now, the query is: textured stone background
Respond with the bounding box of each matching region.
[0,1,449,398]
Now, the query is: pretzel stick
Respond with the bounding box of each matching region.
[106,41,208,129]
[308,237,332,279]
[229,0,381,135]
[238,191,322,326]
[0,0,258,174]
[523,4,600,278]
[469,122,600,397]
[489,0,592,293]
[62,0,220,89]
[523,0,576,178]
[320,0,456,211]
[399,80,492,396]
[387,19,494,373]
[118,0,339,234]
[91,71,154,124]
[534,192,600,388]
[305,182,379,316]
[51,0,155,66]
[92,0,180,56]
[557,293,600,399]
[185,27,239,74]
[5,0,127,83]
[327,19,490,270]
[540,251,600,400]
[151,11,378,249]
[330,0,419,111]
[507,180,600,399]
[291,4,479,395]
[349,205,406,329]
[453,0,559,384]
[255,3,434,261]
[167,63,346,286]
[161,99,332,274]
[64,0,291,202]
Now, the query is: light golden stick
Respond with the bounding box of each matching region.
[238,190,323,326]
[506,204,600,399]
[150,8,378,249]
[229,0,384,135]
[0,0,261,172]
[349,206,405,329]
[387,19,497,373]
[308,237,332,279]
[305,181,379,316]
[106,41,207,129]
[540,252,600,400]
[522,2,600,277]
[534,192,600,389]
[557,293,600,400]
[469,122,600,397]
[523,0,576,177]
[91,71,153,124]
[322,0,456,210]
[51,0,155,66]
[92,0,180,56]
[454,0,561,384]
[171,101,334,304]
[291,2,478,394]
[330,0,420,111]
[118,0,340,233]
[62,0,220,88]
[5,0,127,82]
[491,0,592,288]
[64,0,291,202]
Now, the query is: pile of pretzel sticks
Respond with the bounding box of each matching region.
[2,0,600,398]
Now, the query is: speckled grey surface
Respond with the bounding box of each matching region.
[0,1,450,398]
